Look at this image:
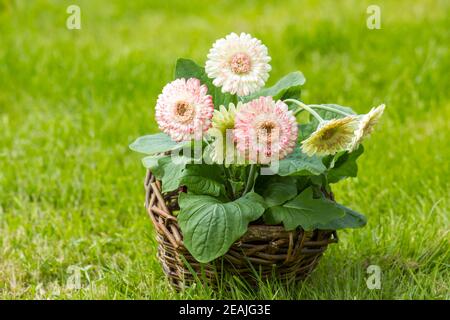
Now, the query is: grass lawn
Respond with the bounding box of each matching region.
[0,0,449,299]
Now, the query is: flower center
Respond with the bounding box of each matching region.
[174,101,195,123]
[322,127,338,140]
[259,120,277,135]
[230,53,252,74]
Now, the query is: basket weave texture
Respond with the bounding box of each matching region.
[144,170,338,290]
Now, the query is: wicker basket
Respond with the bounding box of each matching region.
[144,170,338,290]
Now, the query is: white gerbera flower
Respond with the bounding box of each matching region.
[155,78,214,142]
[205,32,271,96]
[350,104,385,150]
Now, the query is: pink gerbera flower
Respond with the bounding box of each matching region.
[155,78,214,141]
[234,96,298,164]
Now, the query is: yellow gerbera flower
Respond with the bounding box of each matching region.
[210,102,241,135]
[350,104,385,150]
[302,116,359,156]
[208,102,242,164]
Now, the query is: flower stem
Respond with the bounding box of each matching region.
[223,166,235,199]
[202,137,211,146]
[243,164,257,196]
[308,104,352,116]
[284,99,325,123]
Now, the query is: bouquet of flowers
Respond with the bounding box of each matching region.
[130,32,385,264]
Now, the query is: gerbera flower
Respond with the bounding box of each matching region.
[155,78,214,142]
[208,102,241,164]
[211,102,241,135]
[301,116,359,156]
[205,32,271,96]
[351,104,385,150]
[234,96,298,164]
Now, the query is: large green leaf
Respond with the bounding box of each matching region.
[315,204,367,229]
[179,164,226,197]
[264,187,345,230]
[243,71,306,102]
[256,176,297,207]
[178,192,266,263]
[153,156,188,193]
[278,147,326,176]
[129,133,182,155]
[327,145,364,183]
[175,58,236,107]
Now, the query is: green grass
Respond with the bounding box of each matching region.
[0,0,449,299]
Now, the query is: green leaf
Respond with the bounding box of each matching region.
[142,155,164,170]
[327,145,364,183]
[298,122,318,141]
[264,187,345,230]
[278,147,326,176]
[129,133,182,155]
[180,164,226,197]
[256,176,297,207]
[243,71,306,102]
[316,104,356,119]
[178,192,266,263]
[315,204,367,229]
[228,180,245,198]
[175,58,236,107]
[153,156,188,193]
[175,58,205,80]
[294,175,311,193]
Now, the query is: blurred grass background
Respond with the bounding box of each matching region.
[0,0,448,299]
